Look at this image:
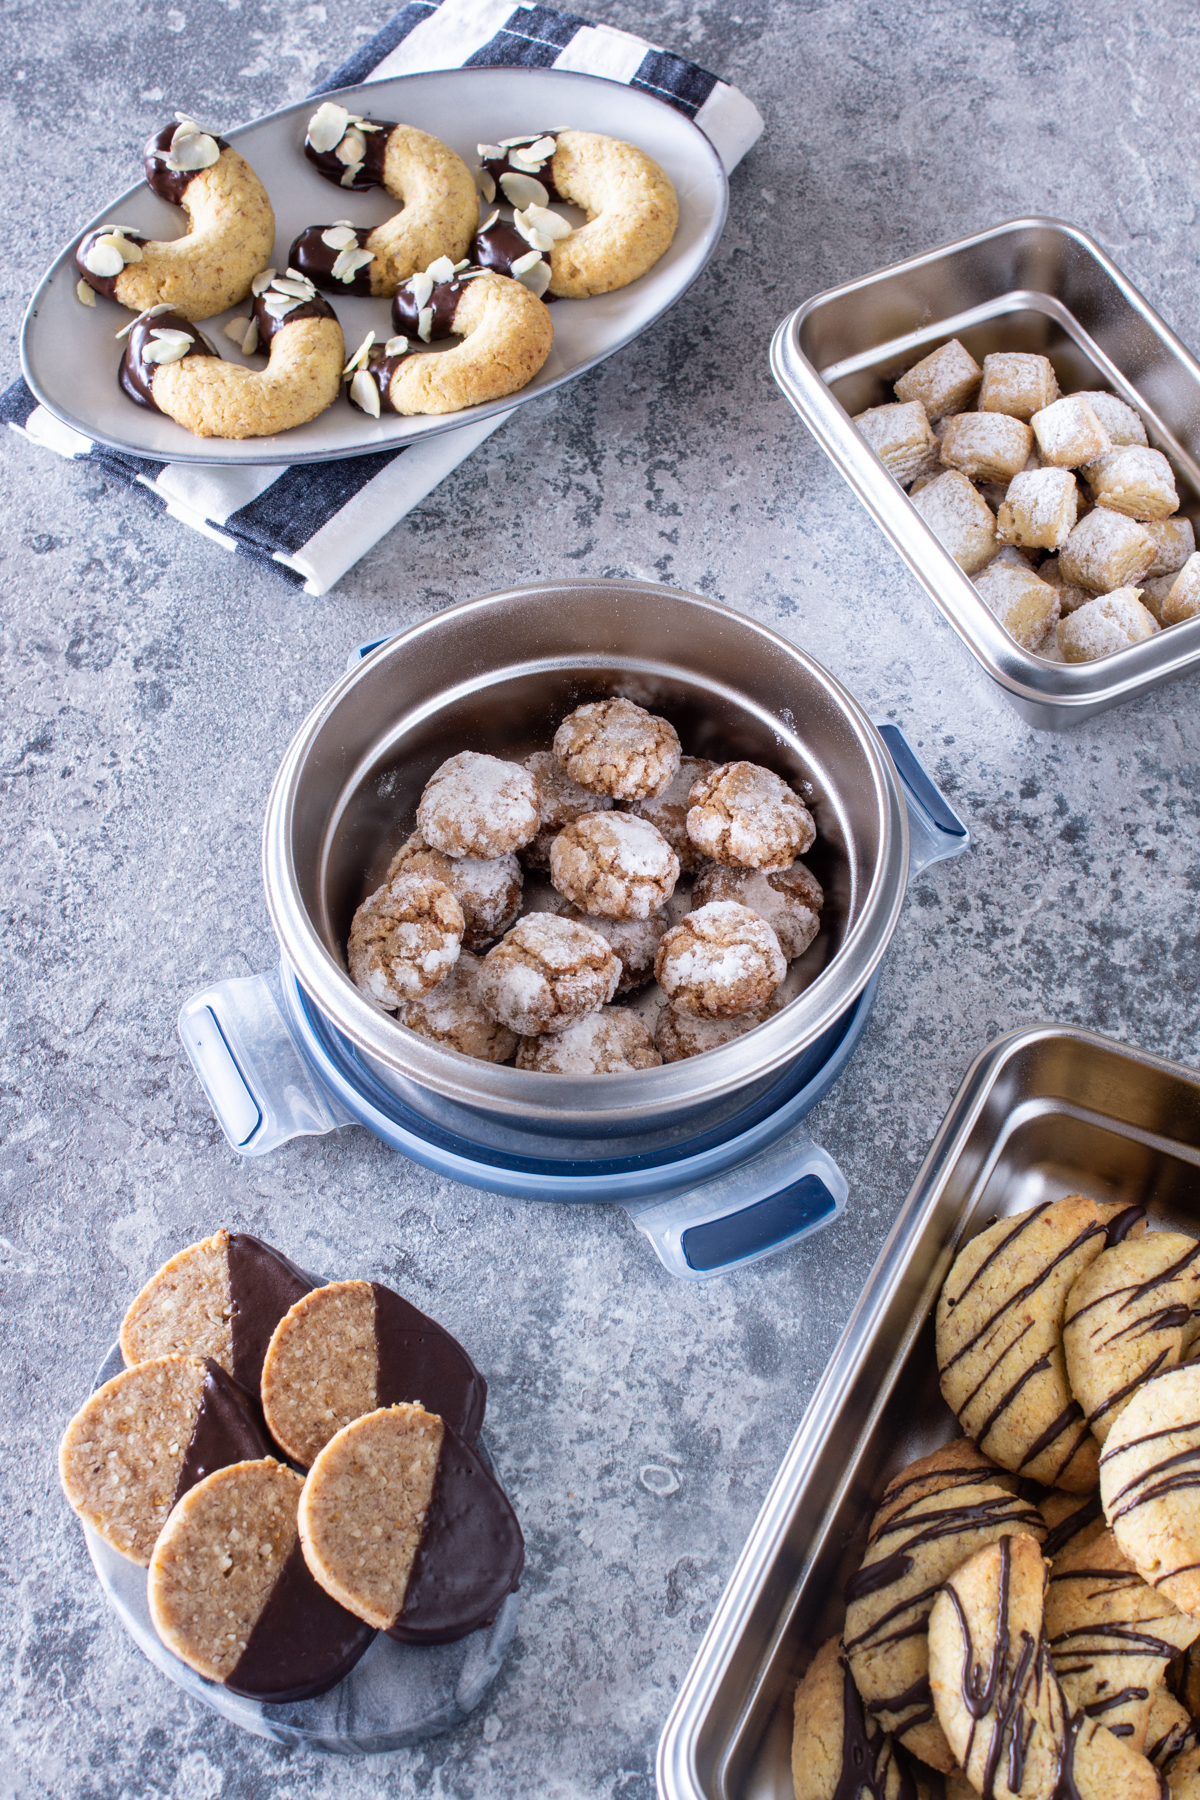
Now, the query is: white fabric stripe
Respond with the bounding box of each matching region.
[551,22,647,84]
[276,408,514,594]
[693,81,765,174]
[148,461,284,525]
[152,488,240,551]
[24,405,95,459]
[367,0,517,77]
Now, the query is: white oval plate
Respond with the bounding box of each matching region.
[21,67,728,467]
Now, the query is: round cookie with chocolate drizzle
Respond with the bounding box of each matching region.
[298,1403,524,1645]
[1145,1692,1199,1772]
[120,1228,317,1396]
[936,1195,1147,1491]
[58,1353,270,1565]
[261,1277,487,1469]
[1101,1364,1200,1618]
[148,1457,376,1700]
[76,117,274,320]
[1063,1232,1200,1443]
[790,1636,916,1800]
[843,1438,1044,1772]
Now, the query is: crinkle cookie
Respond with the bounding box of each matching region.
[1044,1527,1200,1751]
[478,913,620,1036]
[791,1637,912,1800]
[519,750,613,870]
[928,1533,1163,1800]
[686,762,816,871]
[692,861,823,961]
[625,756,717,872]
[298,1404,524,1643]
[261,1277,486,1469]
[654,901,786,1019]
[654,998,779,1062]
[550,811,679,920]
[1101,1364,1200,1617]
[398,951,518,1062]
[844,1441,1045,1770]
[558,904,669,995]
[347,870,464,1007]
[386,832,521,950]
[120,1228,315,1395]
[936,1195,1146,1490]
[58,1353,269,1565]
[1063,1232,1200,1442]
[553,697,681,802]
[417,752,541,858]
[515,1006,661,1073]
[147,1456,375,1699]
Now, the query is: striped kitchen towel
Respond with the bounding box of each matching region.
[2,0,763,595]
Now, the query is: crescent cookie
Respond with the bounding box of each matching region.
[1064,1233,1200,1441]
[1100,1364,1200,1617]
[1044,1528,1200,1751]
[543,131,678,299]
[928,1533,1163,1800]
[77,119,274,320]
[791,1637,914,1800]
[297,105,477,294]
[936,1196,1146,1490]
[843,1441,1044,1771]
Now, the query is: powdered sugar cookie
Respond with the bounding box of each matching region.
[398,951,518,1062]
[416,752,540,858]
[478,913,619,1035]
[654,997,779,1061]
[386,833,521,950]
[558,904,668,994]
[549,812,679,919]
[515,1006,661,1072]
[625,756,717,872]
[519,749,614,871]
[686,762,816,871]
[692,861,822,960]
[347,870,464,1007]
[654,901,786,1018]
[553,698,681,801]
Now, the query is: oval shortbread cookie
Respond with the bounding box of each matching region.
[1101,1364,1200,1617]
[148,1457,375,1700]
[59,1354,269,1565]
[119,1229,316,1394]
[791,1636,913,1800]
[1064,1232,1200,1442]
[261,1278,486,1468]
[299,1403,524,1644]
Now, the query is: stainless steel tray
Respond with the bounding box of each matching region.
[657,1022,1200,1799]
[770,218,1200,729]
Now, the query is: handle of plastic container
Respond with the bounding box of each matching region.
[178,967,355,1157]
[623,1127,848,1281]
[873,721,971,876]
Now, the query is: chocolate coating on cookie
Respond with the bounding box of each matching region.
[475,219,550,283]
[143,120,230,205]
[227,1532,377,1701]
[250,283,337,350]
[288,223,376,295]
[76,227,149,298]
[226,1232,316,1392]
[392,273,474,339]
[480,136,564,204]
[119,308,218,411]
[174,1358,271,1503]
[305,117,394,191]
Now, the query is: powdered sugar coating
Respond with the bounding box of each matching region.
[1031,395,1111,469]
[654,997,779,1062]
[558,904,669,994]
[996,467,1078,552]
[553,698,681,801]
[654,900,786,1018]
[550,812,679,920]
[1057,589,1159,662]
[1060,508,1156,593]
[910,471,997,575]
[347,871,464,1008]
[416,752,540,858]
[625,755,716,872]
[478,913,620,1036]
[386,833,521,950]
[519,749,616,870]
[692,862,822,961]
[399,951,518,1062]
[515,1007,661,1074]
[1083,446,1178,522]
[686,762,815,871]
[1073,392,1148,448]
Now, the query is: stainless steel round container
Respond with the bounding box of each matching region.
[262,581,909,1141]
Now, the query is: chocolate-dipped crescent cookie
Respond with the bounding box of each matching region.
[261,1278,487,1468]
[791,1637,917,1800]
[540,130,678,299]
[120,1227,316,1395]
[1064,1232,1200,1442]
[148,1457,376,1700]
[298,1404,524,1646]
[1101,1364,1200,1618]
[299,104,477,294]
[76,119,274,320]
[59,1354,270,1565]
[844,1441,1045,1772]
[936,1196,1146,1490]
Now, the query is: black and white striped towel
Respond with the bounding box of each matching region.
[2,0,763,594]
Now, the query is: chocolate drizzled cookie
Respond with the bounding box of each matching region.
[791,1636,919,1800]
[1064,1234,1200,1442]
[1101,1364,1200,1617]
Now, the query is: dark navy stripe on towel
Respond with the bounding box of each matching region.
[1,377,39,430]
[314,1,438,93]
[222,447,407,556]
[465,5,589,67]
[629,48,719,116]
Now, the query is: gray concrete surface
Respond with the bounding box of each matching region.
[4,2,1200,1795]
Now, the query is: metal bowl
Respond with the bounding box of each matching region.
[261,580,910,1135]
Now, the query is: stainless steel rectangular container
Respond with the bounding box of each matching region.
[657,1022,1200,1799]
[770,218,1200,728]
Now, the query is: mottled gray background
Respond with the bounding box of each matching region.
[3,1,1200,1795]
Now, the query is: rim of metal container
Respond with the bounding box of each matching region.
[261,580,909,1128]
[655,1019,1200,1800]
[769,216,1200,726]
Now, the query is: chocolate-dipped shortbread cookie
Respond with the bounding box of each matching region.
[298,1404,524,1644]
[148,1457,375,1700]
[120,1228,316,1395]
[1101,1364,1200,1617]
[261,1278,486,1468]
[936,1196,1146,1490]
[59,1354,269,1564]
[1064,1232,1200,1442]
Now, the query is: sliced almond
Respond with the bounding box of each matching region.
[409,271,434,312]
[527,135,558,160]
[477,142,504,159]
[82,239,125,279]
[417,305,434,343]
[335,129,366,166]
[75,279,97,307]
[250,268,277,297]
[514,259,551,299]
[475,168,496,202]
[519,202,572,242]
[321,225,359,251]
[242,317,259,356]
[426,255,456,283]
[339,163,363,188]
[499,134,540,148]
[350,368,381,417]
[510,249,545,276]
[479,209,500,233]
[263,295,302,319]
[114,318,136,338]
[308,102,349,154]
[271,276,315,300]
[508,148,545,174]
[224,316,251,346]
[332,246,375,283]
[512,212,554,254]
[143,333,194,365]
[499,171,548,210]
[165,132,220,173]
[342,330,376,376]
[171,116,202,142]
[384,335,408,356]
